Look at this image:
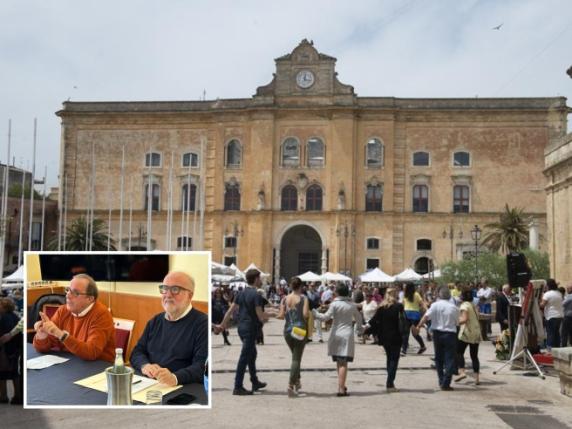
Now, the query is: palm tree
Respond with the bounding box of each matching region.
[481,204,530,254]
[47,216,116,250]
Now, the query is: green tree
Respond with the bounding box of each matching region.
[47,216,116,250]
[481,204,530,254]
[8,183,42,199]
[440,249,550,289]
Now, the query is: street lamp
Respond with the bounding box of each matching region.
[470,225,481,285]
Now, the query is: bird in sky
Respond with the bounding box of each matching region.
[492,23,503,30]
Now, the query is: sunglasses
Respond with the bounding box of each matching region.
[65,287,92,297]
[158,284,192,295]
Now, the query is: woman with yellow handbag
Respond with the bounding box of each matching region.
[277,277,309,397]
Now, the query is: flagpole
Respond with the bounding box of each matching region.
[40,166,47,250]
[107,183,112,251]
[63,174,68,250]
[146,147,152,250]
[89,141,95,250]
[17,165,25,267]
[27,118,37,251]
[118,144,125,251]
[199,136,206,250]
[185,152,192,251]
[165,152,173,251]
[0,120,11,274]
[128,177,133,251]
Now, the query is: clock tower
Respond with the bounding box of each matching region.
[254,39,355,104]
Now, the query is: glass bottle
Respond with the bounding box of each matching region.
[113,348,126,374]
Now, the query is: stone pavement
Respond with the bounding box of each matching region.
[3,317,572,429]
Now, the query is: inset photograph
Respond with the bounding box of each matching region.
[24,251,210,408]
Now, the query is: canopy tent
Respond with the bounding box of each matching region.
[297,271,322,282]
[422,269,441,279]
[229,263,246,279]
[359,267,395,283]
[211,261,235,276]
[321,272,352,282]
[394,268,423,282]
[4,265,24,282]
[243,263,270,278]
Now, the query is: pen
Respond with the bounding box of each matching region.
[132,380,142,385]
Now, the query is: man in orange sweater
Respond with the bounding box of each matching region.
[33,274,116,362]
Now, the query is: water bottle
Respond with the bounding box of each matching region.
[113,348,126,374]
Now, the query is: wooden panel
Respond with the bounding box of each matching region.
[99,291,207,361]
[27,286,66,306]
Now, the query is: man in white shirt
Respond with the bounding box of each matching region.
[416,286,459,391]
[540,279,564,351]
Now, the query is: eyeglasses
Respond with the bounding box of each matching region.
[158,284,192,295]
[65,287,92,297]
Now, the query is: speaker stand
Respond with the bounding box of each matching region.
[493,346,545,379]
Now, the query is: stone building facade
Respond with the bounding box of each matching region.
[545,132,572,285]
[57,40,568,281]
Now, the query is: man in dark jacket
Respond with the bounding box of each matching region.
[496,284,512,332]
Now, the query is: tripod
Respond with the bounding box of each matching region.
[493,323,546,379]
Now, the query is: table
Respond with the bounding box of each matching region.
[26,344,208,406]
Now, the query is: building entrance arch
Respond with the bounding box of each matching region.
[278,224,323,282]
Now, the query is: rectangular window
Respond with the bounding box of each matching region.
[182,153,199,168]
[453,185,470,213]
[176,236,192,249]
[145,152,161,167]
[144,183,160,211]
[31,222,42,250]
[225,236,237,248]
[366,238,380,250]
[365,185,383,212]
[224,256,237,266]
[413,185,428,213]
[366,258,380,270]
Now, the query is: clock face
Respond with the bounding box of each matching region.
[296,70,315,89]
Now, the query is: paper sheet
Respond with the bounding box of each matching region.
[27,355,70,369]
[74,371,181,404]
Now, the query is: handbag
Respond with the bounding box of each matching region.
[287,297,307,340]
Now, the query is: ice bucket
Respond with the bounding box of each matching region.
[105,366,134,405]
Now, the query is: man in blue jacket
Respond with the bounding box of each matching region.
[131,271,208,386]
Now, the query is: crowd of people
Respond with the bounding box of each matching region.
[0,288,23,405]
[213,272,572,397]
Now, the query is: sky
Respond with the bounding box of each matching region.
[1,0,571,188]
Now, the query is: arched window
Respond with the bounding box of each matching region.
[365,184,383,212]
[366,238,380,250]
[225,139,242,168]
[181,183,197,211]
[144,183,161,211]
[417,239,432,251]
[412,184,428,213]
[282,138,300,167]
[182,152,199,168]
[413,151,430,166]
[224,183,240,211]
[306,185,322,211]
[145,152,162,167]
[307,137,325,167]
[414,257,431,275]
[366,138,383,168]
[281,185,298,211]
[453,185,470,213]
[453,151,470,167]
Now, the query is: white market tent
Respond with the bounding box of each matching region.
[422,269,442,279]
[229,263,246,279]
[243,263,270,278]
[322,272,352,282]
[4,265,24,282]
[359,267,395,283]
[394,268,423,282]
[297,271,323,282]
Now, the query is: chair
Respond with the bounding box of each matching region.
[113,317,135,362]
[26,294,66,343]
[42,303,61,319]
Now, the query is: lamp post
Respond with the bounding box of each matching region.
[470,225,481,285]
